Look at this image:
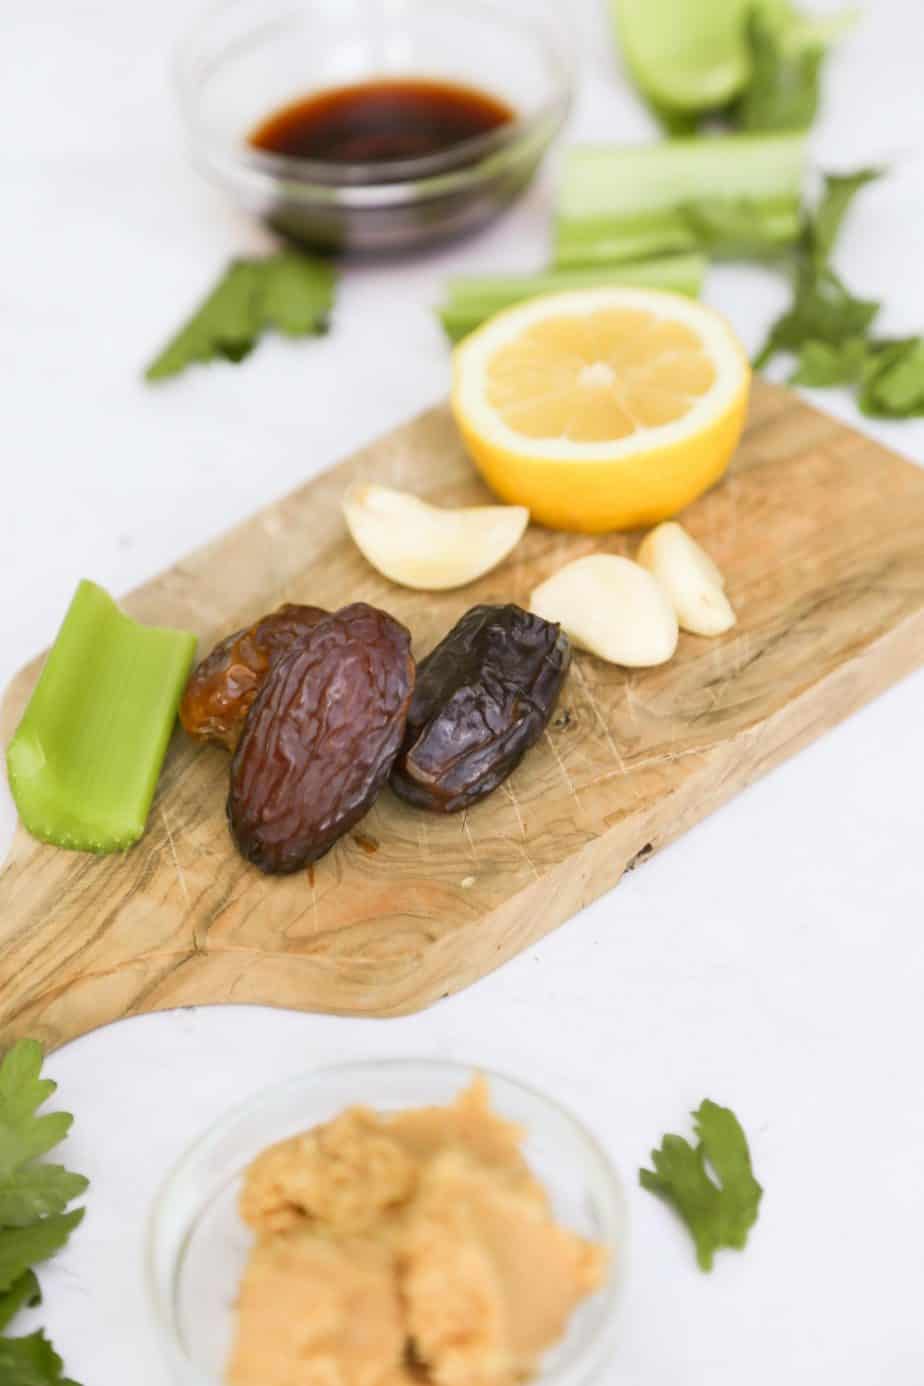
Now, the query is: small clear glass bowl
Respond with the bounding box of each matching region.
[147,1058,628,1386]
[174,0,575,254]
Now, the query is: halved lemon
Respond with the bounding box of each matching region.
[451,287,750,533]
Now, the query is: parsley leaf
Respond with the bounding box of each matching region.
[859,337,924,418]
[0,1042,72,1175]
[145,251,336,382]
[640,1134,722,1269]
[0,1330,80,1386]
[754,165,924,415]
[640,1099,762,1271]
[0,1167,88,1229]
[694,1100,763,1249]
[810,167,883,265]
[145,261,264,380]
[0,1211,84,1296]
[755,168,883,370]
[754,262,879,369]
[0,1271,40,1333]
[258,253,336,337]
[0,1041,87,1382]
[789,335,870,387]
[0,1042,87,1218]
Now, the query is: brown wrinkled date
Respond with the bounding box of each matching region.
[180,604,328,750]
[390,603,570,813]
[228,603,415,873]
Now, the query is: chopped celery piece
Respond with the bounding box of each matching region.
[555,201,801,266]
[612,0,763,114]
[554,135,806,264]
[438,254,706,342]
[6,581,197,853]
[555,212,703,267]
[612,0,851,125]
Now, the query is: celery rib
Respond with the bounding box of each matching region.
[438,254,707,342]
[554,135,806,265]
[612,0,795,116]
[6,581,197,853]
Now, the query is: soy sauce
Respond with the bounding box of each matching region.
[248,78,515,168]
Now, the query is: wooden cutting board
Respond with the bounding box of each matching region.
[3,379,924,1051]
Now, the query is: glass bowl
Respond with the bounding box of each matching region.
[147,1058,629,1386]
[174,0,575,254]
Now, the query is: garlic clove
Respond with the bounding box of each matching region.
[342,484,529,592]
[637,522,736,637]
[530,554,678,667]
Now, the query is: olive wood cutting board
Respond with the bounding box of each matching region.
[3,379,924,1050]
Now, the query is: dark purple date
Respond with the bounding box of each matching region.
[390,603,570,813]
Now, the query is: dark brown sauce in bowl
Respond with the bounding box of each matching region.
[178,0,573,256]
[249,78,515,172]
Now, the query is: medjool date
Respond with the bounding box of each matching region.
[180,604,328,750]
[228,603,415,873]
[390,604,570,813]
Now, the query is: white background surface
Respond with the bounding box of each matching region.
[3,1,924,1382]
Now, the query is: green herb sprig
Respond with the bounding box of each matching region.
[0,1041,88,1385]
[145,250,336,382]
[612,0,854,137]
[640,1099,762,1271]
[756,168,924,417]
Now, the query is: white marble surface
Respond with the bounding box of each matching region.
[3,1,924,1381]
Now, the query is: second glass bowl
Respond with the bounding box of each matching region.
[175,0,575,254]
[147,1058,628,1386]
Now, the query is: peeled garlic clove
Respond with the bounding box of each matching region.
[637,522,736,637]
[342,483,529,592]
[530,555,678,667]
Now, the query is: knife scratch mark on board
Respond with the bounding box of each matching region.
[161,807,190,909]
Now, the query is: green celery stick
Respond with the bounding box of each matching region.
[557,135,806,221]
[438,254,706,342]
[611,0,852,127]
[554,134,806,264]
[554,196,805,267]
[554,212,704,266]
[6,581,197,853]
[554,199,802,265]
[612,0,794,116]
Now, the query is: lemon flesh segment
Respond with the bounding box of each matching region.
[452,288,750,534]
[485,308,717,442]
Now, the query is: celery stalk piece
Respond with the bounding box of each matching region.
[554,214,703,267]
[612,0,796,116]
[554,134,807,264]
[6,580,197,853]
[613,0,759,114]
[558,135,806,222]
[555,201,802,267]
[438,254,707,343]
[611,0,850,123]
